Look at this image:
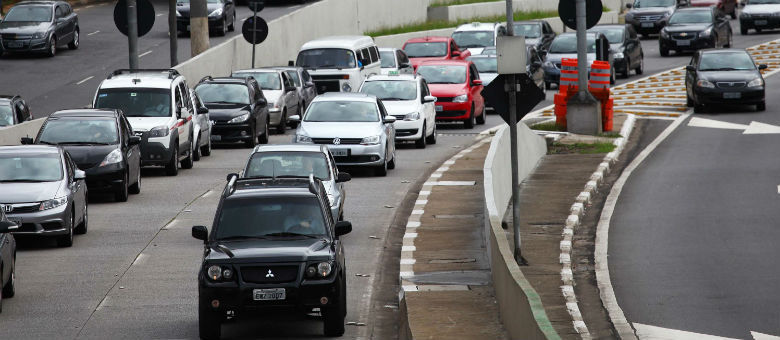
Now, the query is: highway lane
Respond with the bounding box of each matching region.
[0,0,316,117]
[608,45,780,337]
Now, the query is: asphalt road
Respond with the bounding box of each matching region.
[608,37,780,339]
[0,0,317,117]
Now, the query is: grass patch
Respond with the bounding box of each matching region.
[430,0,503,7]
[365,10,559,37]
[548,142,616,154]
[530,122,565,132]
[597,132,622,138]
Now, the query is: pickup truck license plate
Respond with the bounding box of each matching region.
[7,41,22,48]
[253,288,285,301]
[435,105,443,112]
[723,92,741,99]
[331,148,348,157]
[676,40,690,46]
[641,22,654,28]
[755,20,768,25]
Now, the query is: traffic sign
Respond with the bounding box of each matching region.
[482,74,546,125]
[558,0,603,30]
[248,0,265,12]
[242,16,269,44]
[114,0,155,37]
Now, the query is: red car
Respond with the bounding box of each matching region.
[402,36,471,70]
[416,60,486,129]
[689,0,738,18]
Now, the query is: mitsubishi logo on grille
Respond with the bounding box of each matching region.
[3,205,11,213]
[333,137,341,145]
[266,270,275,278]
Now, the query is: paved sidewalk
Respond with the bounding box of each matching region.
[400,140,509,340]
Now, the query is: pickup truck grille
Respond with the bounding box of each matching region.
[241,265,299,284]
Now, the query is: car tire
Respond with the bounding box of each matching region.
[2,263,14,299]
[181,140,194,169]
[757,101,766,111]
[756,28,763,33]
[464,105,476,129]
[165,145,180,176]
[323,278,346,337]
[245,125,257,148]
[198,301,222,340]
[694,103,706,113]
[193,137,202,161]
[387,149,396,170]
[228,13,235,31]
[375,153,388,177]
[621,58,631,78]
[75,199,88,234]
[201,137,212,156]
[57,212,75,247]
[545,82,552,90]
[129,169,141,195]
[476,106,486,125]
[426,122,437,145]
[218,18,227,36]
[277,110,287,134]
[741,26,749,35]
[415,123,427,149]
[610,67,616,85]
[660,47,669,57]
[47,35,57,57]
[115,172,129,202]
[725,31,733,47]
[68,28,79,50]
[686,95,694,107]
[635,55,644,75]
[259,119,270,144]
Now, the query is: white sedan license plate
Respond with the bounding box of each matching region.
[253,288,285,301]
[755,20,768,25]
[210,135,222,141]
[676,40,691,46]
[331,148,348,157]
[435,105,443,112]
[723,92,741,99]
[641,22,654,28]
[7,41,22,48]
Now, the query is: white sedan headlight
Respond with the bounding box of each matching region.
[453,94,469,103]
[100,148,123,167]
[613,52,624,59]
[404,112,420,121]
[748,77,764,87]
[40,196,67,211]
[296,134,313,143]
[360,135,381,145]
[208,8,223,17]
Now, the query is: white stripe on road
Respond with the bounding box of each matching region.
[139,50,153,58]
[752,331,780,340]
[75,76,94,85]
[633,323,740,340]
[156,13,165,17]
[87,30,100,36]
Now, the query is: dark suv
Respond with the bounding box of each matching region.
[191,174,352,339]
[195,76,270,148]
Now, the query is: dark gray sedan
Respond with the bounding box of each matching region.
[0,145,88,247]
[0,0,79,57]
[685,48,766,112]
[0,205,17,312]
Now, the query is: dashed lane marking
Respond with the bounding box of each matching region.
[139,50,153,58]
[87,30,100,36]
[75,76,94,85]
[633,323,740,340]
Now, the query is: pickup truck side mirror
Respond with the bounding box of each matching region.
[686,65,696,72]
[335,221,352,237]
[197,106,209,114]
[192,225,208,242]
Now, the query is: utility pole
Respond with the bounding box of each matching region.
[566,0,602,135]
[127,0,139,69]
[504,0,524,264]
[168,0,178,66]
[190,0,209,56]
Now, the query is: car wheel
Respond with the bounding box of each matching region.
[476,106,486,125]
[277,110,287,134]
[259,119,270,144]
[2,263,14,299]
[741,26,749,35]
[464,104,475,129]
[68,28,79,50]
[322,278,346,337]
[129,169,141,195]
[47,35,57,57]
[757,101,766,111]
[375,152,388,177]
[219,18,227,36]
[694,103,706,113]
[660,47,669,57]
[686,95,694,107]
[193,137,202,161]
[610,67,616,85]
[622,58,631,78]
[165,145,179,176]
[228,13,235,31]
[245,125,258,148]
[198,300,222,340]
[545,81,552,90]
[75,200,88,234]
[635,55,644,75]
[426,122,437,145]
[115,171,129,202]
[387,149,396,170]
[201,136,212,156]
[756,28,763,33]
[181,140,194,169]
[57,211,75,247]
[415,123,427,149]
[725,32,733,47]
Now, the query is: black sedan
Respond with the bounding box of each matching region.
[624,0,684,37]
[685,49,766,112]
[29,109,142,202]
[195,76,270,147]
[176,0,236,36]
[0,95,32,127]
[589,24,644,78]
[0,0,78,57]
[660,7,732,56]
[0,206,17,312]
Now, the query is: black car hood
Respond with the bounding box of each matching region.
[0,21,51,34]
[176,3,221,16]
[208,238,332,263]
[206,105,251,121]
[699,70,761,82]
[629,7,674,15]
[57,144,118,170]
[664,23,712,32]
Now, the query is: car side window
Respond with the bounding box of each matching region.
[376,100,388,118]
[368,46,379,64]
[282,73,293,89]
[470,65,480,82]
[285,70,301,87]
[55,6,64,19]
[302,70,312,83]
[174,87,184,116]
[14,101,26,122]
[121,116,133,140]
[63,153,74,181]
[397,50,410,65]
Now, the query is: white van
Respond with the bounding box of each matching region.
[295,35,381,94]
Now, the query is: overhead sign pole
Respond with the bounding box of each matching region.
[127,0,139,69]
[504,0,524,264]
[168,0,177,66]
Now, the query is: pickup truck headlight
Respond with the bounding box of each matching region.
[404,112,420,121]
[99,148,123,167]
[207,265,223,281]
[697,79,715,88]
[40,196,67,211]
[748,77,764,87]
[147,125,170,138]
[453,94,468,103]
[305,262,333,278]
[228,113,249,124]
[296,134,312,143]
[208,8,222,17]
[360,135,380,145]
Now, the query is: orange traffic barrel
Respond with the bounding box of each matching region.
[589,60,611,91]
[559,58,578,92]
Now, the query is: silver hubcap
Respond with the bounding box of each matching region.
[74,31,78,46]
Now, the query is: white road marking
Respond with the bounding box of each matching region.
[743,121,780,134]
[633,323,740,340]
[752,331,780,340]
[156,13,165,17]
[75,76,94,85]
[777,185,780,194]
[401,246,416,252]
[87,30,100,36]
[688,117,748,130]
[423,180,476,186]
[139,50,153,58]
[131,253,147,266]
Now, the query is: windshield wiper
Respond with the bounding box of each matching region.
[700,67,741,71]
[208,101,244,105]
[58,141,112,145]
[37,140,56,145]
[262,232,319,239]
[380,97,407,101]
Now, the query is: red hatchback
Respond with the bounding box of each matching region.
[689,0,738,18]
[402,36,471,70]
[416,60,486,129]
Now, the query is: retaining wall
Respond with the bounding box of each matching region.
[0,119,44,146]
[483,123,553,339]
[428,0,625,22]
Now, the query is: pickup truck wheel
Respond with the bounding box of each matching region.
[323,279,346,337]
[198,301,222,340]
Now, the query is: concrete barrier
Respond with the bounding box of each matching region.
[428,0,625,22]
[0,119,44,146]
[483,123,554,339]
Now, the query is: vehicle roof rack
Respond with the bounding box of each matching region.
[223,173,240,197]
[108,69,180,79]
[199,75,214,83]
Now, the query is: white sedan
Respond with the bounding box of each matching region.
[359,74,437,148]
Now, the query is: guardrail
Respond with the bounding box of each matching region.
[483,123,555,339]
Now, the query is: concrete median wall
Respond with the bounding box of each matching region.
[483,124,555,339]
[428,0,625,22]
[0,119,44,146]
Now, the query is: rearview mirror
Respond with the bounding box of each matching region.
[289,115,301,122]
[197,106,209,114]
[626,3,632,8]
[758,64,768,70]
[423,95,437,103]
[0,220,19,233]
[286,86,297,92]
[129,136,142,146]
[383,116,397,124]
[451,50,461,57]
[336,172,351,183]
[334,221,352,237]
[305,81,315,88]
[256,98,267,106]
[473,79,483,86]
[74,169,86,180]
[226,173,239,181]
[686,65,695,72]
[20,137,34,145]
[192,225,208,242]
